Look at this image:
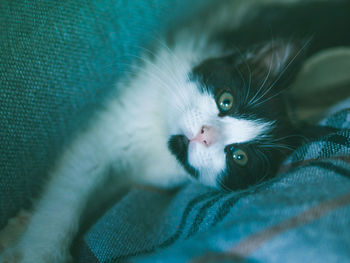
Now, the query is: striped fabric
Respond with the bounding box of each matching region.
[2,0,349,262]
[75,108,350,262]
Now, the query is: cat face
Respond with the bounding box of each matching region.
[167,40,305,190]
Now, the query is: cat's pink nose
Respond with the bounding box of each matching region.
[190,125,217,147]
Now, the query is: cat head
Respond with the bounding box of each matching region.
[167,40,307,190]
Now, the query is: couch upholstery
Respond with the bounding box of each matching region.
[1,1,350,262]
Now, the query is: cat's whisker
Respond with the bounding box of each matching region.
[109,47,186,95]
[248,41,277,105]
[155,39,189,69]
[246,68,252,104]
[260,143,296,152]
[252,39,311,107]
[119,50,191,112]
[262,142,295,149]
[113,61,173,92]
[247,41,273,104]
[256,148,272,184]
[217,176,231,193]
[107,59,188,113]
[248,53,273,105]
[234,65,248,99]
[137,44,187,82]
[146,39,199,99]
[231,45,253,104]
[269,133,309,142]
[145,52,193,107]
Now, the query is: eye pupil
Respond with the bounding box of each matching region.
[222,99,230,106]
[235,154,243,160]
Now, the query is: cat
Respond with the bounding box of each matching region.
[1,1,350,262]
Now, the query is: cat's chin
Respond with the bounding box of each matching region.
[167,133,228,189]
[186,142,225,188]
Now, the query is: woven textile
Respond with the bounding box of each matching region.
[0,0,209,228]
[76,109,350,262]
[2,1,350,262]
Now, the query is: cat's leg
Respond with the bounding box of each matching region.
[0,118,124,263]
[0,165,105,262]
[0,210,31,253]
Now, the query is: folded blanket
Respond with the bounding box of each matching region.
[2,1,350,262]
[74,46,350,262]
[0,0,211,229]
[75,108,350,263]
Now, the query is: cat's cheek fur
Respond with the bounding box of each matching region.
[165,83,219,138]
[220,117,272,145]
[188,142,226,187]
[167,85,272,188]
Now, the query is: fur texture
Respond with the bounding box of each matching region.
[1,1,350,262]
[0,34,298,263]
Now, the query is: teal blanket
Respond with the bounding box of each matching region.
[76,109,350,262]
[0,0,209,227]
[2,1,350,262]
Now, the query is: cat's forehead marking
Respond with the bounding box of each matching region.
[167,71,273,189]
[191,86,272,144]
[164,55,273,144]
[219,116,272,144]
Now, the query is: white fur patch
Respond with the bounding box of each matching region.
[166,77,272,187]
[220,116,272,145]
[2,3,302,261]
[130,38,273,188]
[90,34,271,188]
[101,35,223,188]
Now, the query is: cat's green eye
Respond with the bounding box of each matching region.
[231,148,248,166]
[218,91,234,112]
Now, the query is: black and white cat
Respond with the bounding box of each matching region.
[1,1,349,262]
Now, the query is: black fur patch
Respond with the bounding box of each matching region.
[167,1,350,191]
[219,143,286,190]
[190,41,303,190]
[168,135,199,178]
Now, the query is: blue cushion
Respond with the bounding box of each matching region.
[0,0,209,228]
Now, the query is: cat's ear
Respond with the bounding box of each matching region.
[242,39,309,86]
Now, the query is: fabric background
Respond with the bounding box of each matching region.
[75,109,350,263]
[2,0,350,262]
[0,0,211,229]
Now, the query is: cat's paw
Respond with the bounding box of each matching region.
[0,248,23,263]
[0,246,73,263]
[0,210,31,253]
[0,211,74,263]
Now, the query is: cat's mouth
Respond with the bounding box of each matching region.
[167,135,199,179]
[174,134,189,151]
[167,128,227,188]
